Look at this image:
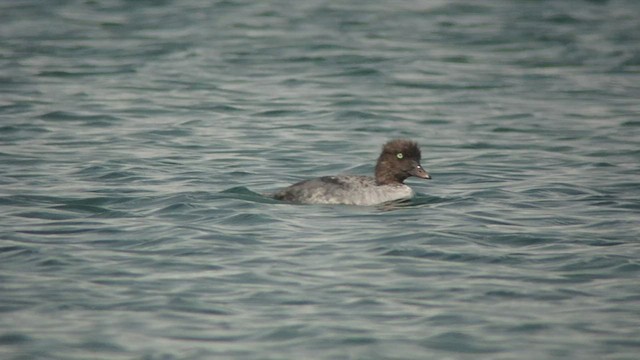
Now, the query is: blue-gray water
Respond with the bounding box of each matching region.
[1,1,640,359]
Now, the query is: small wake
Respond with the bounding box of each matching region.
[219,186,281,204]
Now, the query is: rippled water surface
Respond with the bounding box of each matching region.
[2,0,640,359]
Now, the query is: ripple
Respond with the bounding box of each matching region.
[38,111,122,124]
[0,333,31,345]
[422,331,502,353]
[219,186,279,204]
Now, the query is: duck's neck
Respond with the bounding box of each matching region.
[374,158,407,185]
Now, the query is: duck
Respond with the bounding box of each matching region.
[272,139,431,205]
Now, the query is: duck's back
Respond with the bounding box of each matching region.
[273,175,413,206]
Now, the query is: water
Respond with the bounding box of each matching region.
[1,0,640,359]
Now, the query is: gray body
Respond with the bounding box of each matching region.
[272,175,414,206]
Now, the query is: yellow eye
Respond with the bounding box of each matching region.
[396,153,403,159]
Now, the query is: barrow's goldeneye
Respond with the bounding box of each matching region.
[272,139,431,205]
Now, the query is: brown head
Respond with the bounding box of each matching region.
[374,139,431,185]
